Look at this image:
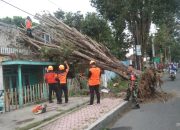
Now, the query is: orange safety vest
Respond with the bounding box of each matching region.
[88,67,101,86]
[58,69,68,84]
[26,19,32,29]
[44,72,57,84]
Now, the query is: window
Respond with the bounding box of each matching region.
[42,34,51,44]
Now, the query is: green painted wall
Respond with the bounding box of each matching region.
[3,65,44,89]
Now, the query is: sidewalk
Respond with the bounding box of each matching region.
[37,98,125,130]
[0,97,89,130]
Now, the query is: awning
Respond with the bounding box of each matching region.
[2,60,56,66]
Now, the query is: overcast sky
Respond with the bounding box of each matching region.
[0,0,96,18]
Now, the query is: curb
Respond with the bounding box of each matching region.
[85,101,130,130]
[16,101,89,130]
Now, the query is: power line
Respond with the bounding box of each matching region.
[47,0,60,9]
[0,0,47,24]
[0,0,36,17]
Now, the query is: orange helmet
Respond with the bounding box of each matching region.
[59,65,65,70]
[90,60,96,65]
[47,66,53,71]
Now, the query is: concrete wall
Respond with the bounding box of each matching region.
[0,22,19,47]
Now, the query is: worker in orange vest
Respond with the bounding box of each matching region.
[88,60,101,105]
[44,66,60,104]
[57,61,69,104]
[25,16,32,37]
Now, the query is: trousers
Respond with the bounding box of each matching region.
[126,81,139,106]
[48,83,60,102]
[59,84,68,103]
[89,85,100,104]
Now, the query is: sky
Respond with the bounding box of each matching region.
[0,0,158,57]
[0,0,96,18]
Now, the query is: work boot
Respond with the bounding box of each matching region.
[57,101,62,104]
[49,100,54,103]
[132,104,140,109]
[123,98,129,101]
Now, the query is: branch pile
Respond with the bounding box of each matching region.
[18,14,166,101]
[19,14,129,78]
[138,68,165,101]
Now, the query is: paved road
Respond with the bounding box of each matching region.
[111,73,180,130]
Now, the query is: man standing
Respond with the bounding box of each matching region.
[25,16,32,37]
[57,61,69,104]
[44,66,60,104]
[124,65,140,109]
[88,60,101,105]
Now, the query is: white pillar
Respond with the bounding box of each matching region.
[0,64,4,90]
[0,64,4,112]
[102,74,107,88]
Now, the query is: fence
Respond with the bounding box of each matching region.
[0,47,30,55]
[4,79,88,112]
[4,83,49,112]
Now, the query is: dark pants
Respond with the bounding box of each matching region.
[89,85,100,104]
[27,28,33,37]
[59,84,68,103]
[49,83,60,102]
[125,82,139,106]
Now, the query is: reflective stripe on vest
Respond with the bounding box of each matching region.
[88,67,101,86]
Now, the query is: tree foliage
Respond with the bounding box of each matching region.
[0,16,37,28]
[91,0,179,57]
[54,10,126,59]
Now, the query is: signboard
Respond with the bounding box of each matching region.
[153,57,160,63]
[136,45,142,56]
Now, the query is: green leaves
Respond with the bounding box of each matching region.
[54,10,84,31]
[91,0,179,60]
[0,16,38,28]
[53,10,126,59]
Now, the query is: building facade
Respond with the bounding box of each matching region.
[0,22,55,112]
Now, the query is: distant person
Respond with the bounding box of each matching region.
[88,60,101,105]
[57,61,69,104]
[25,16,33,37]
[44,66,61,104]
[169,63,177,75]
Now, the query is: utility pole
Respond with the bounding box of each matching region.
[152,36,157,68]
[165,47,167,64]
[169,46,171,63]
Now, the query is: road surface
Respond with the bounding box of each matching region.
[111,72,180,130]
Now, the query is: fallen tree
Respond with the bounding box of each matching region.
[19,13,130,78]
[18,14,165,101]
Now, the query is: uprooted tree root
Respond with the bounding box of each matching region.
[139,91,175,104]
[138,68,165,102]
[102,68,174,104]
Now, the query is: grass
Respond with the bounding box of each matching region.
[107,76,128,96]
[15,101,89,130]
